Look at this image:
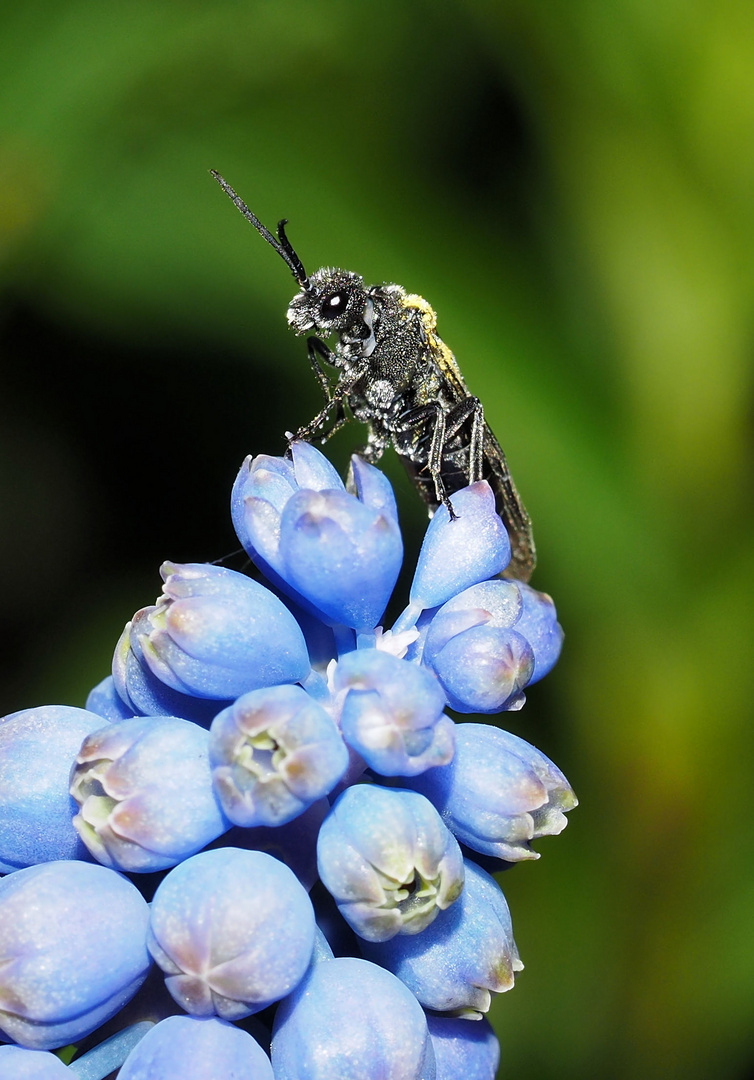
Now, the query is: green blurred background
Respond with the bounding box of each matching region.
[2,2,753,1077]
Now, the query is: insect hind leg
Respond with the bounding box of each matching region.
[395,401,456,514]
[444,396,485,483]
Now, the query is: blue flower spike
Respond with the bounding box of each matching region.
[147,848,315,1019]
[134,562,311,700]
[317,784,465,942]
[334,649,455,775]
[209,684,349,828]
[271,956,436,1080]
[426,1014,500,1080]
[70,716,229,872]
[0,438,575,1067]
[0,861,151,1049]
[0,704,113,873]
[422,580,533,712]
[117,1015,273,1080]
[233,442,403,631]
[362,858,522,1017]
[408,722,577,861]
[395,481,511,632]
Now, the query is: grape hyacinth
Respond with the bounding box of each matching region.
[0,439,576,1078]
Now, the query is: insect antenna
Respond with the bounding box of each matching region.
[210,170,310,289]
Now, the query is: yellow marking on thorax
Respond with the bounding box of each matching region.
[401,293,453,359]
[400,292,467,392]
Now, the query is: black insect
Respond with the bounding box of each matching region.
[211,171,536,582]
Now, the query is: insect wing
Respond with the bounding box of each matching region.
[482,425,536,582]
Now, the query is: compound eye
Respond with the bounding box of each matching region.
[320,290,348,319]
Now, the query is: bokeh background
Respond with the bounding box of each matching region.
[2,2,753,1077]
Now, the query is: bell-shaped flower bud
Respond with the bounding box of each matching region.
[271,956,436,1080]
[426,1015,500,1080]
[407,722,577,861]
[0,705,111,872]
[515,582,564,683]
[317,784,464,942]
[232,445,345,572]
[117,1015,273,1080]
[0,1046,69,1078]
[333,650,455,776]
[86,676,135,721]
[361,858,521,1017]
[422,580,533,712]
[113,620,232,726]
[0,861,151,1049]
[209,685,348,828]
[133,562,311,700]
[147,848,315,1019]
[395,482,510,631]
[232,443,403,631]
[348,453,400,522]
[70,716,229,872]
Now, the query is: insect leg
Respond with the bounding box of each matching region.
[307,337,336,403]
[444,396,485,483]
[292,360,370,446]
[396,402,455,516]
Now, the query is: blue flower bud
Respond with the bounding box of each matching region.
[70,716,229,872]
[133,562,310,700]
[231,446,342,572]
[333,650,455,776]
[426,1015,500,1080]
[117,1015,274,1080]
[422,580,533,712]
[317,784,464,942]
[209,685,348,827]
[86,676,135,721]
[361,858,521,1016]
[279,490,402,632]
[0,705,110,872]
[271,956,436,1080]
[147,848,315,1019]
[0,1046,69,1078]
[515,582,564,683]
[0,861,151,1049]
[397,482,511,629]
[233,443,403,631]
[348,453,400,527]
[407,722,577,861]
[113,621,231,726]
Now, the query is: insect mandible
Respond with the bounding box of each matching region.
[211,171,536,582]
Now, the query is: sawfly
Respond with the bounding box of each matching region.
[211,170,536,582]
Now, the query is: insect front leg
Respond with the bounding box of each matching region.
[292,359,370,446]
[307,337,336,404]
[289,337,343,444]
